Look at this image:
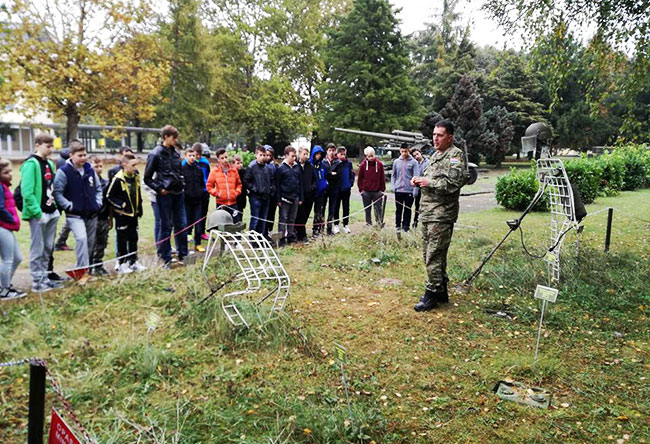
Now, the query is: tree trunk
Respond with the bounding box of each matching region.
[66,104,80,144]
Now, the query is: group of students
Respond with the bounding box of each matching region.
[0,133,148,301]
[0,124,431,301]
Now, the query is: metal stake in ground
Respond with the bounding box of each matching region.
[28,361,46,444]
[533,285,559,360]
[605,208,614,252]
[334,342,353,422]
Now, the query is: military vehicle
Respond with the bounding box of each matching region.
[334,127,478,185]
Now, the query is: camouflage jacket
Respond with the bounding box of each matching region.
[419,145,467,224]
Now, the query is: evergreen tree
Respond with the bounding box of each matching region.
[483,50,547,152]
[319,0,422,149]
[441,75,484,163]
[481,106,515,166]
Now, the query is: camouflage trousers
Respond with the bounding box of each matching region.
[422,222,454,292]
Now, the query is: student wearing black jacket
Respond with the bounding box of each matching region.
[275,146,303,244]
[107,154,145,273]
[181,147,206,251]
[143,125,187,265]
[244,146,273,234]
[89,156,111,276]
[295,147,316,241]
[232,155,247,224]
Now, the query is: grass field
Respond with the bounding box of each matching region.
[0,161,648,443]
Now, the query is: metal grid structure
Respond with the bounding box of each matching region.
[535,159,580,284]
[202,230,290,328]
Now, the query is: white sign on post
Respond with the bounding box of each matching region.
[534,285,559,303]
[533,285,559,360]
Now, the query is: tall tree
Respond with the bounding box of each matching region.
[483,0,650,142]
[408,0,475,111]
[483,50,547,151]
[0,0,168,141]
[441,74,485,163]
[319,0,421,149]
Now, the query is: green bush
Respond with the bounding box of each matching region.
[564,157,602,204]
[230,149,256,167]
[495,168,548,211]
[595,151,625,196]
[611,145,650,190]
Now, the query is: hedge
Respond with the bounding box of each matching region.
[495,145,650,211]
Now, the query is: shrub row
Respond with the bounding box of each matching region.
[495,145,650,211]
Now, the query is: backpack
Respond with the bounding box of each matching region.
[13,183,23,212]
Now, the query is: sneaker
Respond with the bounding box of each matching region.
[130,262,147,272]
[48,272,66,282]
[342,225,351,234]
[47,280,65,290]
[7,286,27,299]
[55,244,71,251]
[93,266,109,276]
[117,263,133,274]
[1,288,27,301]
[332,225,340,234]
[201,233,209,240]
[31,282,52,293]
[114,261,120,271]
[195,245,206,253]
[177,257,185,266]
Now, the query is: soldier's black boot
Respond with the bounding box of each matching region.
[414,289,438,312]
[436,287,449,304]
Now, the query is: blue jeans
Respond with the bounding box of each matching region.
[249,195,269,234]
[157,193,188,263]
[151,201,161,244]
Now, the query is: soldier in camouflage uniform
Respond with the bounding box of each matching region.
[411,120,466,312]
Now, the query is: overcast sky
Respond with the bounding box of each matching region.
[389,0,525,49]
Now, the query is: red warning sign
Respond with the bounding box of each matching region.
[48,408,81,444]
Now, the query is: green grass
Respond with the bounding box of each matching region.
[1,163,649,443]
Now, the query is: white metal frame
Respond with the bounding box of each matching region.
[535,159,580,284]
[202,230,290,328]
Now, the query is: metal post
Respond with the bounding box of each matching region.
[534,299,547,360]
[7,132,13,155]
[604,208,613,252]
[340,363,353,421]
[18,125,24,154]
[27,362,46,444]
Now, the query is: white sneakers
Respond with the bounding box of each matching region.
[130,261,147,272]
[342,225,351,234]
[117,263,133,274]
[332,225,340,234]
[118,261,147,274]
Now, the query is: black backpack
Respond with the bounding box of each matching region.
[13,183,23,212]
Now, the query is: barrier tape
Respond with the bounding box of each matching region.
[0,357,96,444]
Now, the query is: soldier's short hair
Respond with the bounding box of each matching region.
[435,120,454,135]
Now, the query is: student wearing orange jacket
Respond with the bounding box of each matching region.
[206,148,242,218]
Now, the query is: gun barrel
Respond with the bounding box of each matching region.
[334,127,422,143]
[392,130,425,138]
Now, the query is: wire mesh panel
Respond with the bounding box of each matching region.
[535,159,580,284]
[202,230,291,328]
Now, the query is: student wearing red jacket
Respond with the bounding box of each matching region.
[357,146,386,227]
[206,148,242,218]
[0,159,26,300]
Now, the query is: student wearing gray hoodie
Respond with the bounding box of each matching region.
[390,143,420,234]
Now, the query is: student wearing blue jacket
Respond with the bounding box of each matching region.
[333,146,355,234]
[310,145,328,237]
